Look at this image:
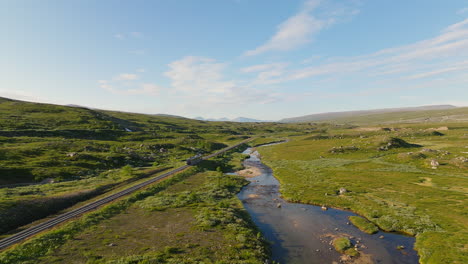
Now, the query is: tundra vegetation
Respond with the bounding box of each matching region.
[332,237,359,257]
[1,97,467,263]
[258,122,468,263]
[0,97,301,236]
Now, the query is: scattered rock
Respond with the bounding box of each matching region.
[66,152,77,157]
[276,203,282,208]
[40,178,55,184]
[422,148,438,153]
[108,243,117,247]
[339,188,347,195]
[379,235,384,239]
[430,159,439,169]
[397,245,405,250]
[321,206,328,211]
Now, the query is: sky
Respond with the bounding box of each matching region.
[1,0,468,120]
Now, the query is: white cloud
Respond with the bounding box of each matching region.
[113,32,143,40]
[126,83,160,96]
[279,18,468,82]
[0,89,42,102]
[244,0,326,56]
[164,56,281,105]
[136,68,146,73]
[241,63,287,73]
[99,80,160,97]
[115,73,139,81]
[243,0,359,56]
[164,56,235,94]
[241,63,289,85]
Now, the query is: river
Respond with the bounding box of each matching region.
[236,146,419,264]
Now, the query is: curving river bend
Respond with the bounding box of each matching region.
[236,146,419,264]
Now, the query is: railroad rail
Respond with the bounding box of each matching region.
[0,138,252,250]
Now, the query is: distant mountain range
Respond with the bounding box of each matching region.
[279,105,458,123]
[194,116,270,123]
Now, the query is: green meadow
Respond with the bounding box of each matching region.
[258,123,468,263]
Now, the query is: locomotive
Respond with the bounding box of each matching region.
[186,154,203,165]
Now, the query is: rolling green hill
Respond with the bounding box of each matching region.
[279,105,468,124]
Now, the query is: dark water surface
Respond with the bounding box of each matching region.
[237,147,419,264]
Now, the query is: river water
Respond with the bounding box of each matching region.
[236,147,419,264]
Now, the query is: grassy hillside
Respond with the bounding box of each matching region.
[325,107,468,125]
[0,97,278,185]
[280,105,467,124]
[258,123,468,263]
[0,97,308,236]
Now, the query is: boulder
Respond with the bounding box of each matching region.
[339,188,347,195]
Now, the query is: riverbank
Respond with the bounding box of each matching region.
[256,126,468,264]
[237,147,418,264]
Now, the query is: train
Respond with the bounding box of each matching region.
[186,154,203,165]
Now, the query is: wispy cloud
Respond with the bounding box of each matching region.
[126,83,160,96]
[241,62,289,85]
[266,18,468,84]
[101,18,468,111]
[115,73,139,81]
[113,32,144,40]
[98,80,160,97]
[244,0,325,56]
[244,0,359,56]
[164,56,281,105]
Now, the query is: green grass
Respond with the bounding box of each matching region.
[348,216,379,234]
[0,167,202,264]
[0,147,270,264]
[0,97,310,236]
[332,237,359,257]
[258,124,468,264]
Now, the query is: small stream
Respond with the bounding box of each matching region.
[236,146,419,264]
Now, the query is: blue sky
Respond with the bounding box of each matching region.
[1,0,467,120]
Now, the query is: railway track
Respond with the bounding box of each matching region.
[0,138,252,250]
